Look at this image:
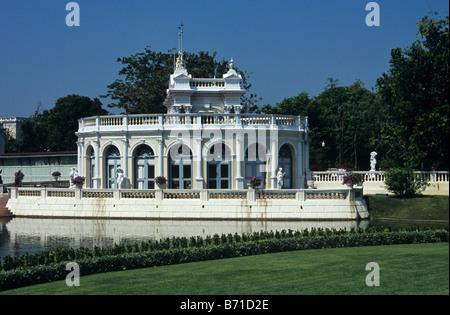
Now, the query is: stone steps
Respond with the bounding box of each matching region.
[0,194,14,217]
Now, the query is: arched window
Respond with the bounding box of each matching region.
[207,143,231,189]
[279,144,293,188]
[245,143,267,188]
[134,145,155,189]
[168,143,192,189]
[105,145,121,189]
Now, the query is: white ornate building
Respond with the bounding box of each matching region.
[76,56,311,191]
[7,47,371,221]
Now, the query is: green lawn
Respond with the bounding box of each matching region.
[367,195,449,221]
[2,242,448,295]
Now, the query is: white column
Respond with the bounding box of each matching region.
[76,140,83,178]
[235,133,244,189]
[157,138,164,176]
[270,137,278,189]
[195,137,204,189]
[93,139,101,189]
[297,135,305,189]
[121,135,128,178]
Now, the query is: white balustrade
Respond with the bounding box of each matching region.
[78,113,308,133]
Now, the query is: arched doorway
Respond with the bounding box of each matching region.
[245,143,267,188]
[278,144,293,188]
[168,143,192,189]
[207,143,232,189]
[134,144,155,189]
[105,145,121,189]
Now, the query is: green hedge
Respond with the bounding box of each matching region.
[2,226,446,272]
[1,228,448,292]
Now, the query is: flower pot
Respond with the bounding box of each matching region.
[156,183,167,189]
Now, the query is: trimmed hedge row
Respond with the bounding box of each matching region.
[1,229,448,292]
[1,226,446,272]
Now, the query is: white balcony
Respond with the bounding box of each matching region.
[78,113,309,134]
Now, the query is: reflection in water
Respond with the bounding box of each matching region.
[0,217,368,258]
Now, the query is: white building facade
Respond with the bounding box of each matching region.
[76,59,311,190]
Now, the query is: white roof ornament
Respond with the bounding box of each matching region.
[223,58,241,79]
[176,23,185,69]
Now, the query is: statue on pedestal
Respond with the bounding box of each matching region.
[69,167,79,188]
[277,167,286,189]
[116,167,129,189]
[370,151,377,172]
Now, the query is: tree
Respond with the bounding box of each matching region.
[44,95,109,151]
[376,13,449,170]
[12,95,108,153]
[384,167,429,198]
[262,79,379,171]
[101,47,262,114]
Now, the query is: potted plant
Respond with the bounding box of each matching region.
[353,173,363,186]
[342,173,355,188]
[155,176,167,189]
[52,171,61,181]
[72,176,86,189]
[13,170,25,187]
[249,176,262,189]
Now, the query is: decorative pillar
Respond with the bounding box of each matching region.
[93,139,101,189]
[77,139,84,180]
[121,134,129,179]
[297,134,305,189]
[270,137,278,189]
[195,137,204,189]
[157,137,164,177]
[235,133,244,189]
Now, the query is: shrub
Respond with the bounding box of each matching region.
[249,176,262,188]
[384,167,429,198]
[155,176,167,185]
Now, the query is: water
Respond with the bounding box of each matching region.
[0,217,369,258]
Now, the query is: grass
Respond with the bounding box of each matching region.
[1,242,448,295]
[366,195,449,221]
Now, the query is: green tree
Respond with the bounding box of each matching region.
[101,47,262,114]
[376,13,449,170]
[44,95,108,151]
[262,79,379,171]
[384,167,429,198]
[13,95,108,152]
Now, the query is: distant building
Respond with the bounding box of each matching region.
[0,151,77,184]
[0,126,5,154]
[0,117,28,140]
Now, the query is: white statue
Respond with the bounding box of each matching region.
[370,151,377,172]
[116,167,125,189]
[277,167,286,189]
[69,167,78,188]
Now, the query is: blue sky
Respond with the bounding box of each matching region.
[0,0,448,117]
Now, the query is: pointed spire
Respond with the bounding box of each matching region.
[176,23,184,69]
[229,58,234,69]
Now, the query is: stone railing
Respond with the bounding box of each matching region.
[189,79,225,88]
[78,114,308,133]
[310,171,449,195]
[10,187,362,203]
